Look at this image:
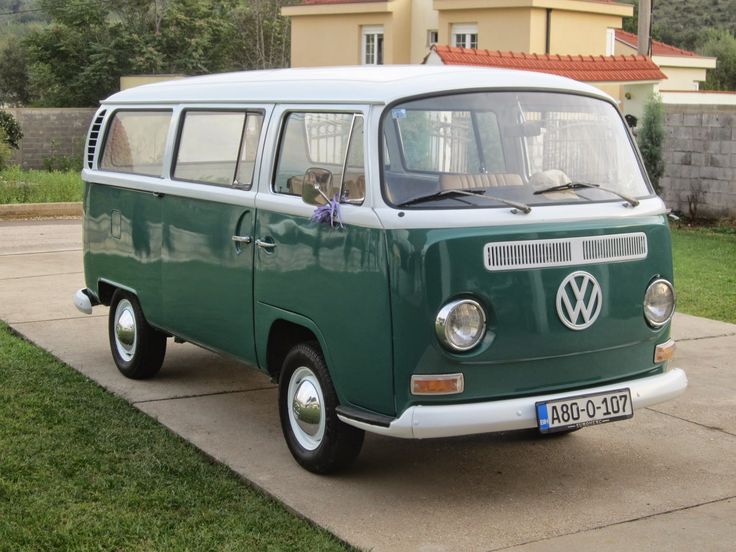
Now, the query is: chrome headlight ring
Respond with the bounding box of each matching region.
[643,278,676,328]
[435,299,487,352]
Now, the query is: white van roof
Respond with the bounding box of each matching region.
[101,65,611,106]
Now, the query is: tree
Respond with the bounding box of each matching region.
[638,93,665,194]
[24,0,243,107]
[0,111,23,149]
[699,28,736,91]
[0,40,31,106]
[230,0,295,70]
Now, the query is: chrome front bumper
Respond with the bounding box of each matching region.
[338,368,688,439]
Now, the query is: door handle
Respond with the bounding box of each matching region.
[255,239,276,250]
[231,235,252,244]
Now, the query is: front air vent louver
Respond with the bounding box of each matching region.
[86,110,106,169]
[582,233,648,262]
[484,232,647,271]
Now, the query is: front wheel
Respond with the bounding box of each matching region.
[279,342,364,474]
[108,290,166,379]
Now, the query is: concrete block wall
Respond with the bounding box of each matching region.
[6,108,97,170]
[661,104,736,218]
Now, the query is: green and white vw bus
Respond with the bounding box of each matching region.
[75,66,686,473]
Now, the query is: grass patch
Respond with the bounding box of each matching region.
[0,167,83,204]
[671,226,736,324]
[0,323,351,551]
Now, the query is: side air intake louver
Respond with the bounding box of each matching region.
[86,110,106,169]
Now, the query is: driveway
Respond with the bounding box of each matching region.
[1,218,735,551]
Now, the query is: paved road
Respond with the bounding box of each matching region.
[1,219,735,551]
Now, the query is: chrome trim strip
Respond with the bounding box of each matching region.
[644,278,676,328]
[337,368,688,439]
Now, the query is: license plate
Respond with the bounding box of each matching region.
[536,388,633,433]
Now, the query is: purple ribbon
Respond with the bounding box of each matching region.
[311,193,344,228]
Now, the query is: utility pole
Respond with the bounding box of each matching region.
[637,0,652,56]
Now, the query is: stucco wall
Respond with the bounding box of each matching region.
[7,108,97,170]
[548,12,620,55]
[291,14,392,66]
[660,104,736,218]
[288,0,412,66]
[438,8,534,52]
[410,0,439,62]
[656,66,706,92]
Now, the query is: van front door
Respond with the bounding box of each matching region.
[253,108,395,416]
[161,109,266,363]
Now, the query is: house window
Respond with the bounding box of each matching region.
[606,28,615,56]
[452,23,478,49]
[362,26,384,65]
[427,29,438,47]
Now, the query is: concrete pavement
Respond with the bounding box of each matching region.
[1,218,735,552]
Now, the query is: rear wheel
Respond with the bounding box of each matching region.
[279,342,364,474]
[108,290,166,379]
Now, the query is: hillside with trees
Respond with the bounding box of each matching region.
[621,0,736,52]
[618,0,736,91]
[0,0,296,107]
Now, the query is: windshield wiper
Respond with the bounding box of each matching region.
[533,182,639,208]
[397,188,531,214]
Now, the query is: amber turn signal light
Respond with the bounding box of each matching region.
[411,374,464,395]
[654,339,676,363]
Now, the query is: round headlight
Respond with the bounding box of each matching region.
[435,299,486,351]
[643,279,675,328]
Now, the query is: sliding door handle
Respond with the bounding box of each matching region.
[255,239,276,250]
[231,235,252,244]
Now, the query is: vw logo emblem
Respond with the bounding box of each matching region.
[556,271,602,330]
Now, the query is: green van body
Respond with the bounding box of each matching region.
[76,67,686,471]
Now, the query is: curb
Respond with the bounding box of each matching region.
[0,202,82,219]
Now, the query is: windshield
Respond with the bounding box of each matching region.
[381,91,651,208]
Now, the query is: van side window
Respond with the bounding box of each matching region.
[173,111,264,188]
[342,116,365,203]
[100,111,172,177]
[274,112,365,204]
[235,113,264,188]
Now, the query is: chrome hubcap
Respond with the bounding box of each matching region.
[287,367,325,450]
[114,299,137,362]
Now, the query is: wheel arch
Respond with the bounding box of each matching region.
[256,304,334,383]
[97,278,137,306]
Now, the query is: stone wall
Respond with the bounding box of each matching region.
[7,108,97,170]
[661,104,736,219]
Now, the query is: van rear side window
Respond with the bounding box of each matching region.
[173,110,264,188]
[100,111,172,177]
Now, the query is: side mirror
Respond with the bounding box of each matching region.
[301,167,333,206]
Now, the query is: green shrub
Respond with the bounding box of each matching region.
[638,93,665,194]
[0,167,83,204]
[42,152,83,172]
[0,128,12,170]
[0,110,23,149]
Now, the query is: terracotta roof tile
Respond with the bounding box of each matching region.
[429,45,667,83]
[615,29,699,58]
